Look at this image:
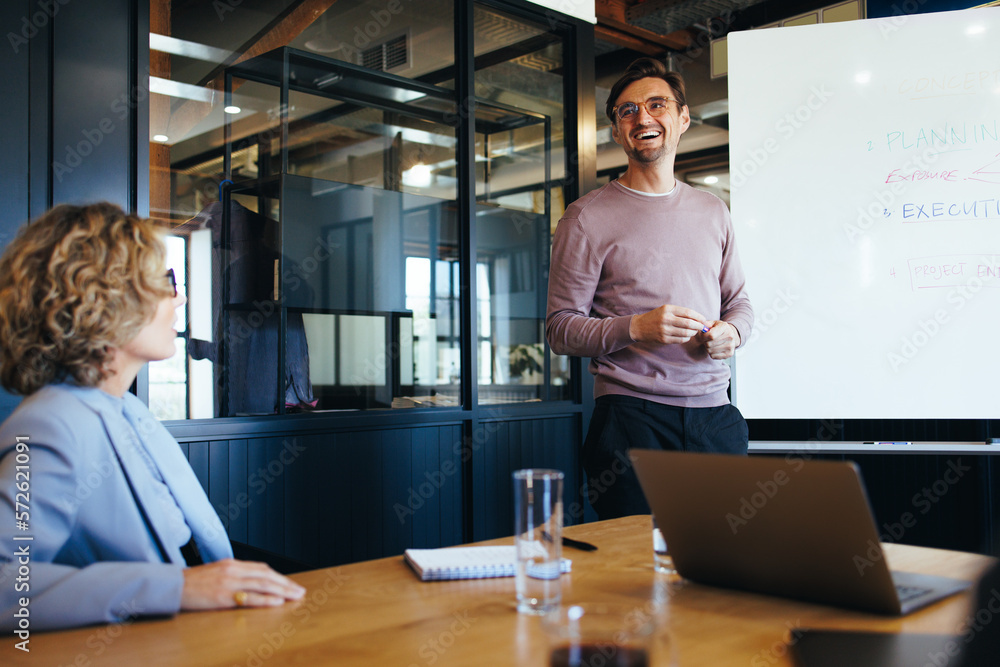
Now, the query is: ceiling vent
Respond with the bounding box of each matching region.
[627,0,766,36]
[361,33,409,72]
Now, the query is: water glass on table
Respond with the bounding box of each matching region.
[652,516,676,575]
[513,468,564,615]
[543,602,659,667]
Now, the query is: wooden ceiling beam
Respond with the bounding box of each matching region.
[161,0,340,146]
[594,24,665,56]
[595,0,694,51]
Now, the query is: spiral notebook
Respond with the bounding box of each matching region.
[404,545,572,581]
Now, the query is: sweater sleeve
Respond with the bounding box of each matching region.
[545,215,635,358]
[718,215,754,347]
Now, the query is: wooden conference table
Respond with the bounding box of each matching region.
[5,515,994,666]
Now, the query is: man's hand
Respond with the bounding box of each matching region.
[697,320,740,360]
[629,305,707,344]
[181,558,306,610]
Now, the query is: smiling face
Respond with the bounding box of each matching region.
[611,77,691,167]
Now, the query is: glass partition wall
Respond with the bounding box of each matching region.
[473,4,570,404]
[147,0,573,418]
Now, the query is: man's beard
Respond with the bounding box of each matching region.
[626,144,667,164]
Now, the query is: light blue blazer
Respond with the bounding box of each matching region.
[0,384,233,631]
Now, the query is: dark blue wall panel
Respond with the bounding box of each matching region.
[51,0,133,208]
[187,441,209,492]
[0,0,33,424]
[185,423,469,569]
[208,440,229,533]
[472,415,582,542]
[383,428,412,555]
[227,438,248,545]
[0,0,30,244]
[283,434,318,566]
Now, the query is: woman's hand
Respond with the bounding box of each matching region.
[181,559,306,610]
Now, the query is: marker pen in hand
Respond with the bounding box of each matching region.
[701,325,711,333]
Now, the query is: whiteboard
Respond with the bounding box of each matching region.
[729,8,1000,419]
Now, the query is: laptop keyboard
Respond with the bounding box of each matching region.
[895,584,932,603]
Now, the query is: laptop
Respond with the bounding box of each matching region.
[630,450,971,615]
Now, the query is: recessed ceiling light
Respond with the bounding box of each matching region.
[704,175,719,185]
[224,105,241,114]
[153,134,169,142]
[403,163,432,188]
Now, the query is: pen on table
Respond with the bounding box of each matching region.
[543,532,598,551]
[562,536,598,552]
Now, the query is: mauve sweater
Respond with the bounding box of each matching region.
[545,180,754,407]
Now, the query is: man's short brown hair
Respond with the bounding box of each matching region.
[606,57,687,124]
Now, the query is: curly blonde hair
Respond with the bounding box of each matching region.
[0,202,174,395]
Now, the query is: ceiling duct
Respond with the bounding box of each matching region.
[626,0,764,37]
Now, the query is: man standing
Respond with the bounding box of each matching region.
[546,58,754,520]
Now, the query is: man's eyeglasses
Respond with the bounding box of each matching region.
[612,96,680,123]
[165,269,177,297]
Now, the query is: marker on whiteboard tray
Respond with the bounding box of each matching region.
[865,441,912,445]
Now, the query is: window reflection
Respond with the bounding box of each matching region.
[473,3,570,403]
[148,235,189,419]
[147,0,573,418]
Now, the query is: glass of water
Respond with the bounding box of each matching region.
[652,516,676,575]
[514,469,564,614]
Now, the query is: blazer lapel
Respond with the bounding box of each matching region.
[121,396,233,563]
[70,387,186,565]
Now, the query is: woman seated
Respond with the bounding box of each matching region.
[0,203,305,631]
